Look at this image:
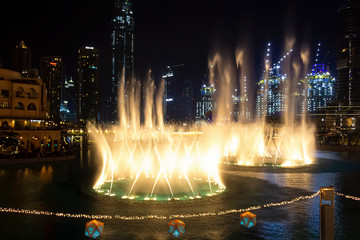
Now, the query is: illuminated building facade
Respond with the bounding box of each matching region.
[337,0,360,106]
[77,46,99,124]
[40,56,63,119]
[196,84,215,121]
[256,68,287,117]
[0,69,60,153]
[60,76,77,122]
[239,76,251,120]
[108,0,135,123]
[305,64,335,113]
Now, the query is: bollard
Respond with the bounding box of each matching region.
[320,186,334,240]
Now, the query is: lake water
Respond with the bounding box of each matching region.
[1,146,360,240]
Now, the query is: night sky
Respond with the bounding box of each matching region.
[1,0,342,102]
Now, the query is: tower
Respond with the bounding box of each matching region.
[108,0,135,123]
[40,56,63,119]
[337,0,360,106]
[77,46,100,125]
[11,41,32,73]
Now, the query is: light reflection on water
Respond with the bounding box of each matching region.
[0,150,359,239]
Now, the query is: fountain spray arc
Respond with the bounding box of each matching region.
[89,71,225,201]
[207,42,315,166]
[89,42,315,200]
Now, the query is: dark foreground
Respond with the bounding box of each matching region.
[0,148,360,240]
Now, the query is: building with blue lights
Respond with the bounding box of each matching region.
[60,76,77,122]
[256,67,287,118]
[196,84,215,121]
[305,64,335,113]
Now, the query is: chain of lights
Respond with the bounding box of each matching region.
[335,192,360,201]
[0,191,321,220]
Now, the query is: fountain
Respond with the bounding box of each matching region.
[89,43,315,200]
[89,71,226,200]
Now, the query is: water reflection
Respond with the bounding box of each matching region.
[0,150,359,239]
[40,165,53,182]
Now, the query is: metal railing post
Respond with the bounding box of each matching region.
[320,186,335,240]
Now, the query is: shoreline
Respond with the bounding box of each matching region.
[317,145,360,152]
[0,154,76,166]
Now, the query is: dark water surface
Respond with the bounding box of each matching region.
[1,147,360,240]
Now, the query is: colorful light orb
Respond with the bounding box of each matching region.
[240,211,256,228]
[168,219,185,237]
[85,219,104,239]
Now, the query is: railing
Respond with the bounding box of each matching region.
[0,188,358,220]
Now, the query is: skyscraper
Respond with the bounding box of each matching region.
[256,68,287,118]
[77,46,99,125]
[11,41,32,73]
[41,56,63,119]
[108,0,135,122]
[305,64,335,113]
[60,76,77,122]
[196,84,215,121]
[163,64,195,122]
[337,0,360,106]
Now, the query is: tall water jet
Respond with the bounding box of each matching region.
[236,48,251,121]
[118,70,127,129]
[144,70,155,129]
[128,80,141,132]
[89,69,225,200]
[209,53,234,123]
[300,44,310,124]
[89,41,316,201]
[156,79,165,130]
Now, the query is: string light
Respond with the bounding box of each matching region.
[0,191,320,220]
[336,192,360,201]
[2,191,359,222]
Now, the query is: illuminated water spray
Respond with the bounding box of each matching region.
[89,72,225,201]
[89,44,315,200]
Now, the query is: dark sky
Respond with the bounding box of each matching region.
[1,0,342,100]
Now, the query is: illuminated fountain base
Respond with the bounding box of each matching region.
[223,156,309,167]
[94,177,225,201]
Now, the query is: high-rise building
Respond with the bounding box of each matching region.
[11,41,32,74]
[77,46,99,125]
[256,68,287,118]
[196,84,215,121]
[337,0,360,106]
[242,77,251,120]
[60,76,77,122]
[108,0,135,123]
[303,64,336,113]
[163,64,195,122]
[40,56,63,120]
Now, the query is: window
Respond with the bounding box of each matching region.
[16,87,25,98]
[1,121,9,128]
[1,89,9,98]
[28,88,36,99]
[27,103,36,111]
[15,102,24,110]
[2,101,9,108]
